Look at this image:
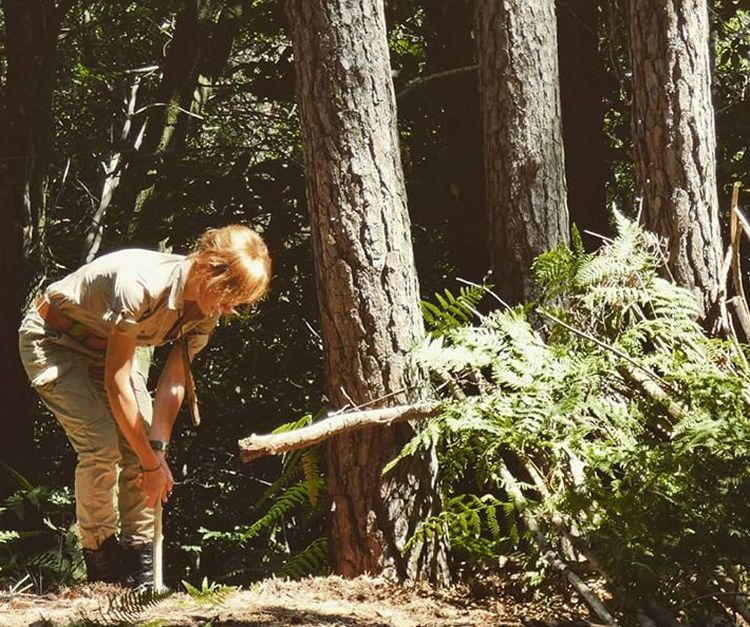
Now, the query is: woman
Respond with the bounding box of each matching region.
[18,225,271,587]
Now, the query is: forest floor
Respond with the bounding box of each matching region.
[0,573,600,627]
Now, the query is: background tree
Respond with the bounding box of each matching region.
[557,0,612,248]
[628,0,723,315]
[400,0,487,282]
[0,0,71,488]
[286,0,449,582]
[475,0,570,305]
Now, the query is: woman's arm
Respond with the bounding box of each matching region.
[149,342,188,445]
[105,333,169,506]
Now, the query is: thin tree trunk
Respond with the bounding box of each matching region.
[628,0,723,316]
[475,0,570,305]
[557,0,612,248]
[119,0,241,247]
[417,0,488,281]
[81,74,146,263]
[286,0,450,584]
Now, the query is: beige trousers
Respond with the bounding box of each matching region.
[18,309,155,550]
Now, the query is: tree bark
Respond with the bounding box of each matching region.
[286,0,450,583]
[627,0,723,316]
[556,0,612,248]
[475,0,570,305]
[0,0,67,488]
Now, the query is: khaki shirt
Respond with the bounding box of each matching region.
[45,249,219,354]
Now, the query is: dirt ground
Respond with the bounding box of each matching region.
[0,574,600,627]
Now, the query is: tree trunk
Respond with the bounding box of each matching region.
[475,0,570,305]
[557,0,612,248]
[418,0,488,281]
[0,0,68,488]
[286,0,449,583]
[628,0,723,316]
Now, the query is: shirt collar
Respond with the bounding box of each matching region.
[167,257,193,312]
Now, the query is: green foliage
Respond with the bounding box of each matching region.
[199,413,328,580]
[408,494,516,559]
[277,537,330,579]
[421,284,487,336]
[0,469,80,592]
[182,576,237,606]
[405,217,750,620]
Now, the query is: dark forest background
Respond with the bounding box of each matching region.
[1,0,749,610]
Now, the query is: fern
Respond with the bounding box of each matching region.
[403,215,750,619]
[236,481,312,543]
[408,494,515,559]
[0,530,19,544]
[68,587,173,626]
[278,537,330,579]
[182,576,237,607]
[421,284,487,336]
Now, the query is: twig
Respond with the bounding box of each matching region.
[498,462,618,626]
[537,308,676,393]
[396,65,477,101]
[729,184,750,339]
[456,277,510,309]
[677,590,750,611]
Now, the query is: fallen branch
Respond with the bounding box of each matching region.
[497,462,619,626]
[238,402,441,462]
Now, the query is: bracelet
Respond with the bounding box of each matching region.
[140,463,162,473]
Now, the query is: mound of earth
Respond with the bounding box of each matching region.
[0,574,599,626]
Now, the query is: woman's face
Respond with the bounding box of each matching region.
[195,284,237,317]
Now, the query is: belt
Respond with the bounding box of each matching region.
[37,297,108,351]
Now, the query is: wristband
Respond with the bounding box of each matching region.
[141,463,162,473]
[149,439,169,453]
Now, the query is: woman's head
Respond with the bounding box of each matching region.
[188,225,271,315]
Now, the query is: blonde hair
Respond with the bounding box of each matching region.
[190,225,271,306]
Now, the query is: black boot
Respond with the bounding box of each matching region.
[82,535,123,584]
[121,541,154,590]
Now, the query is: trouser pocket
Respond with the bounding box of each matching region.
[19,329,76,393]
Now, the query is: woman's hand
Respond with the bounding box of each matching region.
[138,461,174,506]
[155,451,176,499]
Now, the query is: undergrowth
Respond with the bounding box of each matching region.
[400,216,750,624]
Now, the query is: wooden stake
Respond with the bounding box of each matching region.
[153,499,165,592]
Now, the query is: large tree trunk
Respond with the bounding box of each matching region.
[0,0,68,488]
[628,0,723,316]
[286,0,449,583]
[557,0,612,248]
[475,0,570,305]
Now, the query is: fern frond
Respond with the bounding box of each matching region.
[96,586,173,625]
[182,576,237,607]
[241,481,314,542]
[278,537,330,579]
[422,285,486,336]
[0,530,19,544]
[300,449,324,507]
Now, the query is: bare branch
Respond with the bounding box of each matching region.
[238,402,441,463]
[396,65,477,101]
